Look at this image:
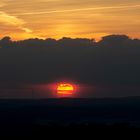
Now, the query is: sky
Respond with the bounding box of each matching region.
[0,0,140,40]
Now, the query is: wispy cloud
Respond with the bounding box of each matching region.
[0,11,25,25]
[13,4,140,15]
[0,1,5,7]
[22,27,32,33]
[0,11,32,33]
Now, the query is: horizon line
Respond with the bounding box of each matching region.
[0,34,140,41]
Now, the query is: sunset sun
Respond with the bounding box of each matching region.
[57,83,74,96]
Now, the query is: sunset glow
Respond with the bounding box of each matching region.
[0,0,140,40]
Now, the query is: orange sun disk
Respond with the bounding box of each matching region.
[57,83,74,95]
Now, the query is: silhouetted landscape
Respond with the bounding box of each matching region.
[0,35,139,98]
[0,97,140,136]
[0,35,140,48]
[0,35,140,137]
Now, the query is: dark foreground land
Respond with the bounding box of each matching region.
[0,97,140,136]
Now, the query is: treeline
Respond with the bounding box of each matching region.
[0,34,140,48]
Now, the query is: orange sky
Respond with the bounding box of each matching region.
[0,0,140,41]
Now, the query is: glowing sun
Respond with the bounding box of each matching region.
[57,83,74,95]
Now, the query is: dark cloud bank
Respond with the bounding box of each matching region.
[0,35,140,98]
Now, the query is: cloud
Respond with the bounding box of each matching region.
[0,11,25,25]
[22,27,32,33]
[0,1,6,7]
[0,35,140,98]
[13,4,140,15]
[0,11,32,33]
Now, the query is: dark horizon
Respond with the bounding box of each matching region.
[0,34,140,48]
